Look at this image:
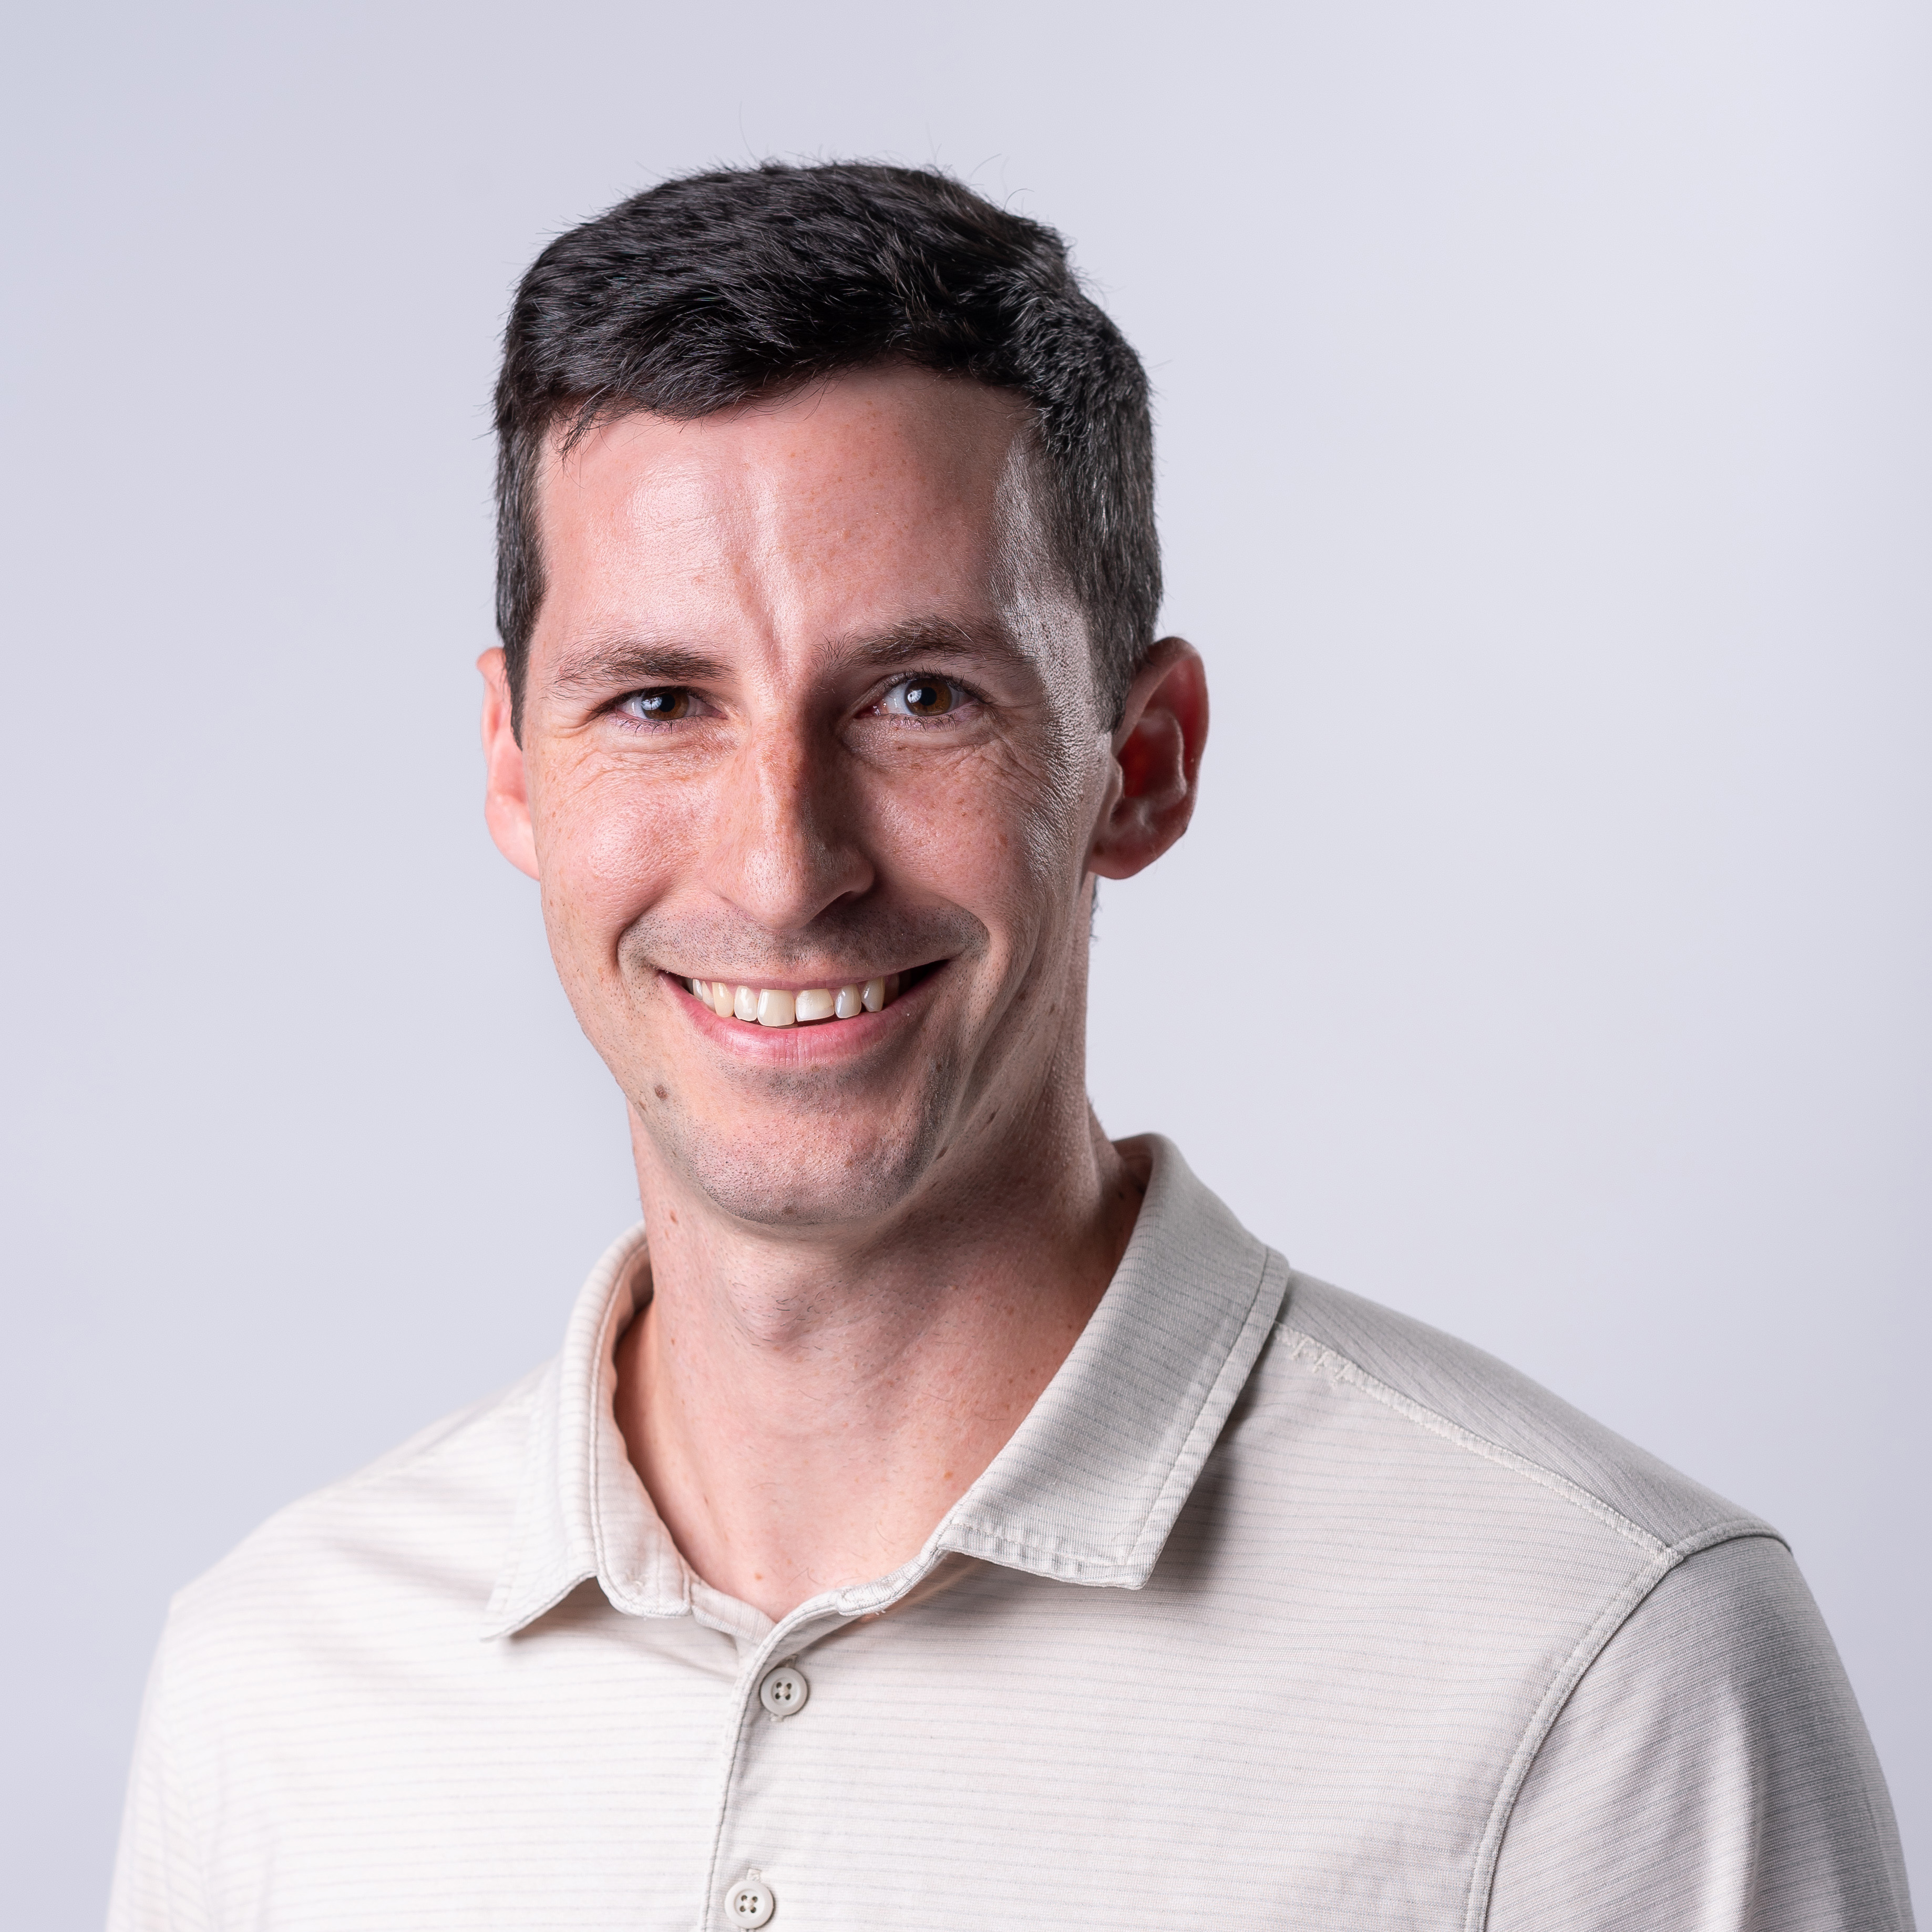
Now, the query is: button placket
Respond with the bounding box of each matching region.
[702,1612,842,1929]
[703,1578,929,1930]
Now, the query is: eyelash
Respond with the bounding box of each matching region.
[609,674,984,732]
[612,688,702,732]
[873,673,981,725]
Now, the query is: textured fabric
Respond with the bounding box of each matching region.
[109,1138,1913,1931]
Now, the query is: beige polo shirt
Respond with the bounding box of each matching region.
[110,1139,1913,1930]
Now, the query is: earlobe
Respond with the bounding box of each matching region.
[478,648,540,881]
[1087,639,1210,882]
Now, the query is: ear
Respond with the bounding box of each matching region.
[1087,638,1210,881]
[479,648,539,881]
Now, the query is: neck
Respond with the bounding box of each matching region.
[612,1089,1147,1622]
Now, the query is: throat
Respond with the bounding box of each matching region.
[610,1242,1103,1621]
[611,1118,1144,1621]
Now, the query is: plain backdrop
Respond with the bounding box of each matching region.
[3,1,1926,1919]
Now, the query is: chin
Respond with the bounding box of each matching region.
[650,1103,946,1232]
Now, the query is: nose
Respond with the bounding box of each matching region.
[704,715,875,935]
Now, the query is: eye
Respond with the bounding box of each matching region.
[881,675,967,720]
[620,686,695,723]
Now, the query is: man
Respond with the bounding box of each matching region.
[110,162,1911,1930]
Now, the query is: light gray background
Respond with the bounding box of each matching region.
[4,1,1925,1919]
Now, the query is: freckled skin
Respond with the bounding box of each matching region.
[479,364,1208,1617]
[515,384,1097,1226]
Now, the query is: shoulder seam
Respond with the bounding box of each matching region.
[1463,1519,1786,1932]
[1277,1324,1667,1556]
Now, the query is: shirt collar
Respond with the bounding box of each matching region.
[482,1135,1288,1639]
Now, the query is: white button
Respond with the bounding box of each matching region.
[758,1662,809,1718]
[726,1873,775,1927]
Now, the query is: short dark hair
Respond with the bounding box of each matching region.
[494,161,1159,733]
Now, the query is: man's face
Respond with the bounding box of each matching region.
[482,364,1184,1234]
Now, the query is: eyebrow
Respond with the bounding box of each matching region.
[544,637,731,695]
[545,617,1032,695]
[843,617,1032,675]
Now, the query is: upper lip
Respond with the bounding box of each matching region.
[669,965,932,990]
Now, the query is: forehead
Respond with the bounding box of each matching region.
[531,365,1051,650]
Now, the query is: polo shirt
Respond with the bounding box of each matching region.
[109,1138,1914,1930]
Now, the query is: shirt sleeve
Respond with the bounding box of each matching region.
[107,1621,214,1932]
[1486,1531,1915,1930]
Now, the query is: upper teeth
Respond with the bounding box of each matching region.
[686,975,900,1027]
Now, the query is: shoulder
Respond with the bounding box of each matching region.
[1250,1268,1770,1560]
[157,1363,550,1686]
[1210,1269,1884,1916]
[1486,1532,1914,1928]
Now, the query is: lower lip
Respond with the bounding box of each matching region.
[664,967,943,1060]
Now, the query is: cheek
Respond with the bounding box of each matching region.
[536,762,691,964]
[881,736,1097,935]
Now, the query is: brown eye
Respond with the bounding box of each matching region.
[898,678,956,717]
[624,687,693,722]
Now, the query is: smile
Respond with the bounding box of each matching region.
[682,971,913,1028]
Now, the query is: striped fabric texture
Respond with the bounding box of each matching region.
[110,1138,1914,1930]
